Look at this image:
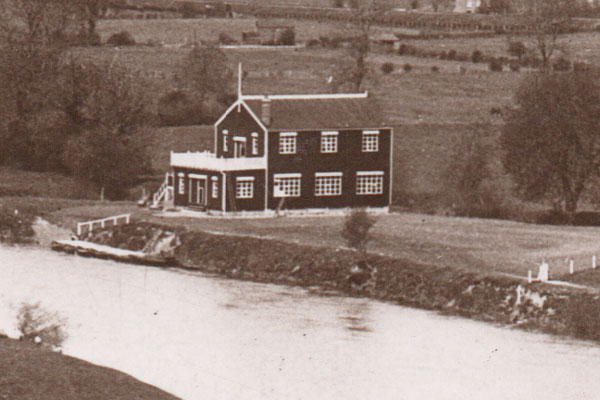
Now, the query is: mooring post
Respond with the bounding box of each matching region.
[569,259,574,275]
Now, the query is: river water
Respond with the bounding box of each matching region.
[1,245,600,400]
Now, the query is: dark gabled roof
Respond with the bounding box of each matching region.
[244,96,386,131]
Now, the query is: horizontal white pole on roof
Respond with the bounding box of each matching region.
[357,171,384,176]
[274,173,301,178]
[241,91,368,101]
[315,172,343,177]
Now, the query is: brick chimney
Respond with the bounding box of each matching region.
[261,97,271,127]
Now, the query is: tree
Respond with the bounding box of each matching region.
[342,209,377,259]
[443,131,492,217]
[176,44,232,108]
[76,0,108,39]
[507,40,527,60]
[333,0,383,92]
[501,72,600,222]
[62,64,152,199]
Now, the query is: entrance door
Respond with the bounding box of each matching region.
[189,177,207,206]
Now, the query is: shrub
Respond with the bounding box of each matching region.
[381,62,394,74]
[403,63,412,72]
[319,35,330,47]
[16,302,68,349]
[278,27,295,46]
[471,49,483,63]
[106,30,136,46]
[509,59,521,72]
[439,51,448,60]
[447,49,457,60]
[218,32,237,45]
[574,61,590,73]
[455,52,469,62]
[507,40,527,60]
[341,209,377,258]
[431,65,439,73]
[306,38,320,47]
[553,57,571,72]
[398,43,408,55]
[488,58,503,72]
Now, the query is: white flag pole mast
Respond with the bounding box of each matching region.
[237,62,243,111]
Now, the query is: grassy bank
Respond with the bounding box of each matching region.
[83,221,600,343]
[0,336,179,400]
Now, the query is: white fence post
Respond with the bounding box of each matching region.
[593,255,596,270]
[527,270,532,283]
[569,259,574,275]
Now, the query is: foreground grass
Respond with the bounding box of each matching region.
[0,337,179,400]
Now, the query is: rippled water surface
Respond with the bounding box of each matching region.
[1,245,600,399]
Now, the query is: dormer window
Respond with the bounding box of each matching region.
[223,129,229,152]
[320,131,338,153]
[279,132,297,154]
[251,132,259,155]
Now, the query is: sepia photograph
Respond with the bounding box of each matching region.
[2,0,600,398]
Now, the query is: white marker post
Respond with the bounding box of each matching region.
[593,255,597,270]
[569,259,574,275]
[528,270,532,284]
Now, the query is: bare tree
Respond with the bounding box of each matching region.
[333,0,384,92]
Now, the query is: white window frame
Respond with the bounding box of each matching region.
[211,176,219,199]
[236,176,254,199]
[315,172,342,196]
[251,132,259,155]
[223,129,229,152]
[177,173,185,195]
[279,132,297,154]
[273,173,301,198]
[320,131,338,153]
[362,130,379,152]
[356,171,384,195]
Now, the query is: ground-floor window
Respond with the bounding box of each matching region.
[178,173,185,194]
[236,177,254,198]
[356,171,384,195]
[315,172,342,196]
[273,173,301,197]
[211,176,219,199]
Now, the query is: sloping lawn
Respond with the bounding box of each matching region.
[0,337,179,400]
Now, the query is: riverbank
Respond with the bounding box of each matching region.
[78,221,600,344]
[0,336,179,400]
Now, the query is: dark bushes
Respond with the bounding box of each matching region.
[381,62,394,74]
[403,63,412,72]
[471,49,483,63]
[107,30,136,46]
[218,32,237,45]
[278,28,295,45]
[489,58,503,72]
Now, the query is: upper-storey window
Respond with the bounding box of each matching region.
[223,129,229,152]
[362,130,379,152]
[251,132,259,155]
[320,131,338,153]
[273,173,301,197]
[279,132,297,154]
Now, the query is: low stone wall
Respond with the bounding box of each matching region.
[86,222,600,343]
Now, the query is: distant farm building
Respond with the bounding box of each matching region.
[242,20,295,45]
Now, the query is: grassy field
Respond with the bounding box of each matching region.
[21,195,598,279]
[0,337,178,400]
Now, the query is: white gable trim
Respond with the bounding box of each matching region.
[214,98,267,132]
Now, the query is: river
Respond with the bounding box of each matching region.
[1,245,599,400]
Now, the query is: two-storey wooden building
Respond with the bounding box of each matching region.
[160,91,393,213]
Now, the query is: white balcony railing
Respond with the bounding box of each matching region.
[170,151,266,171]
